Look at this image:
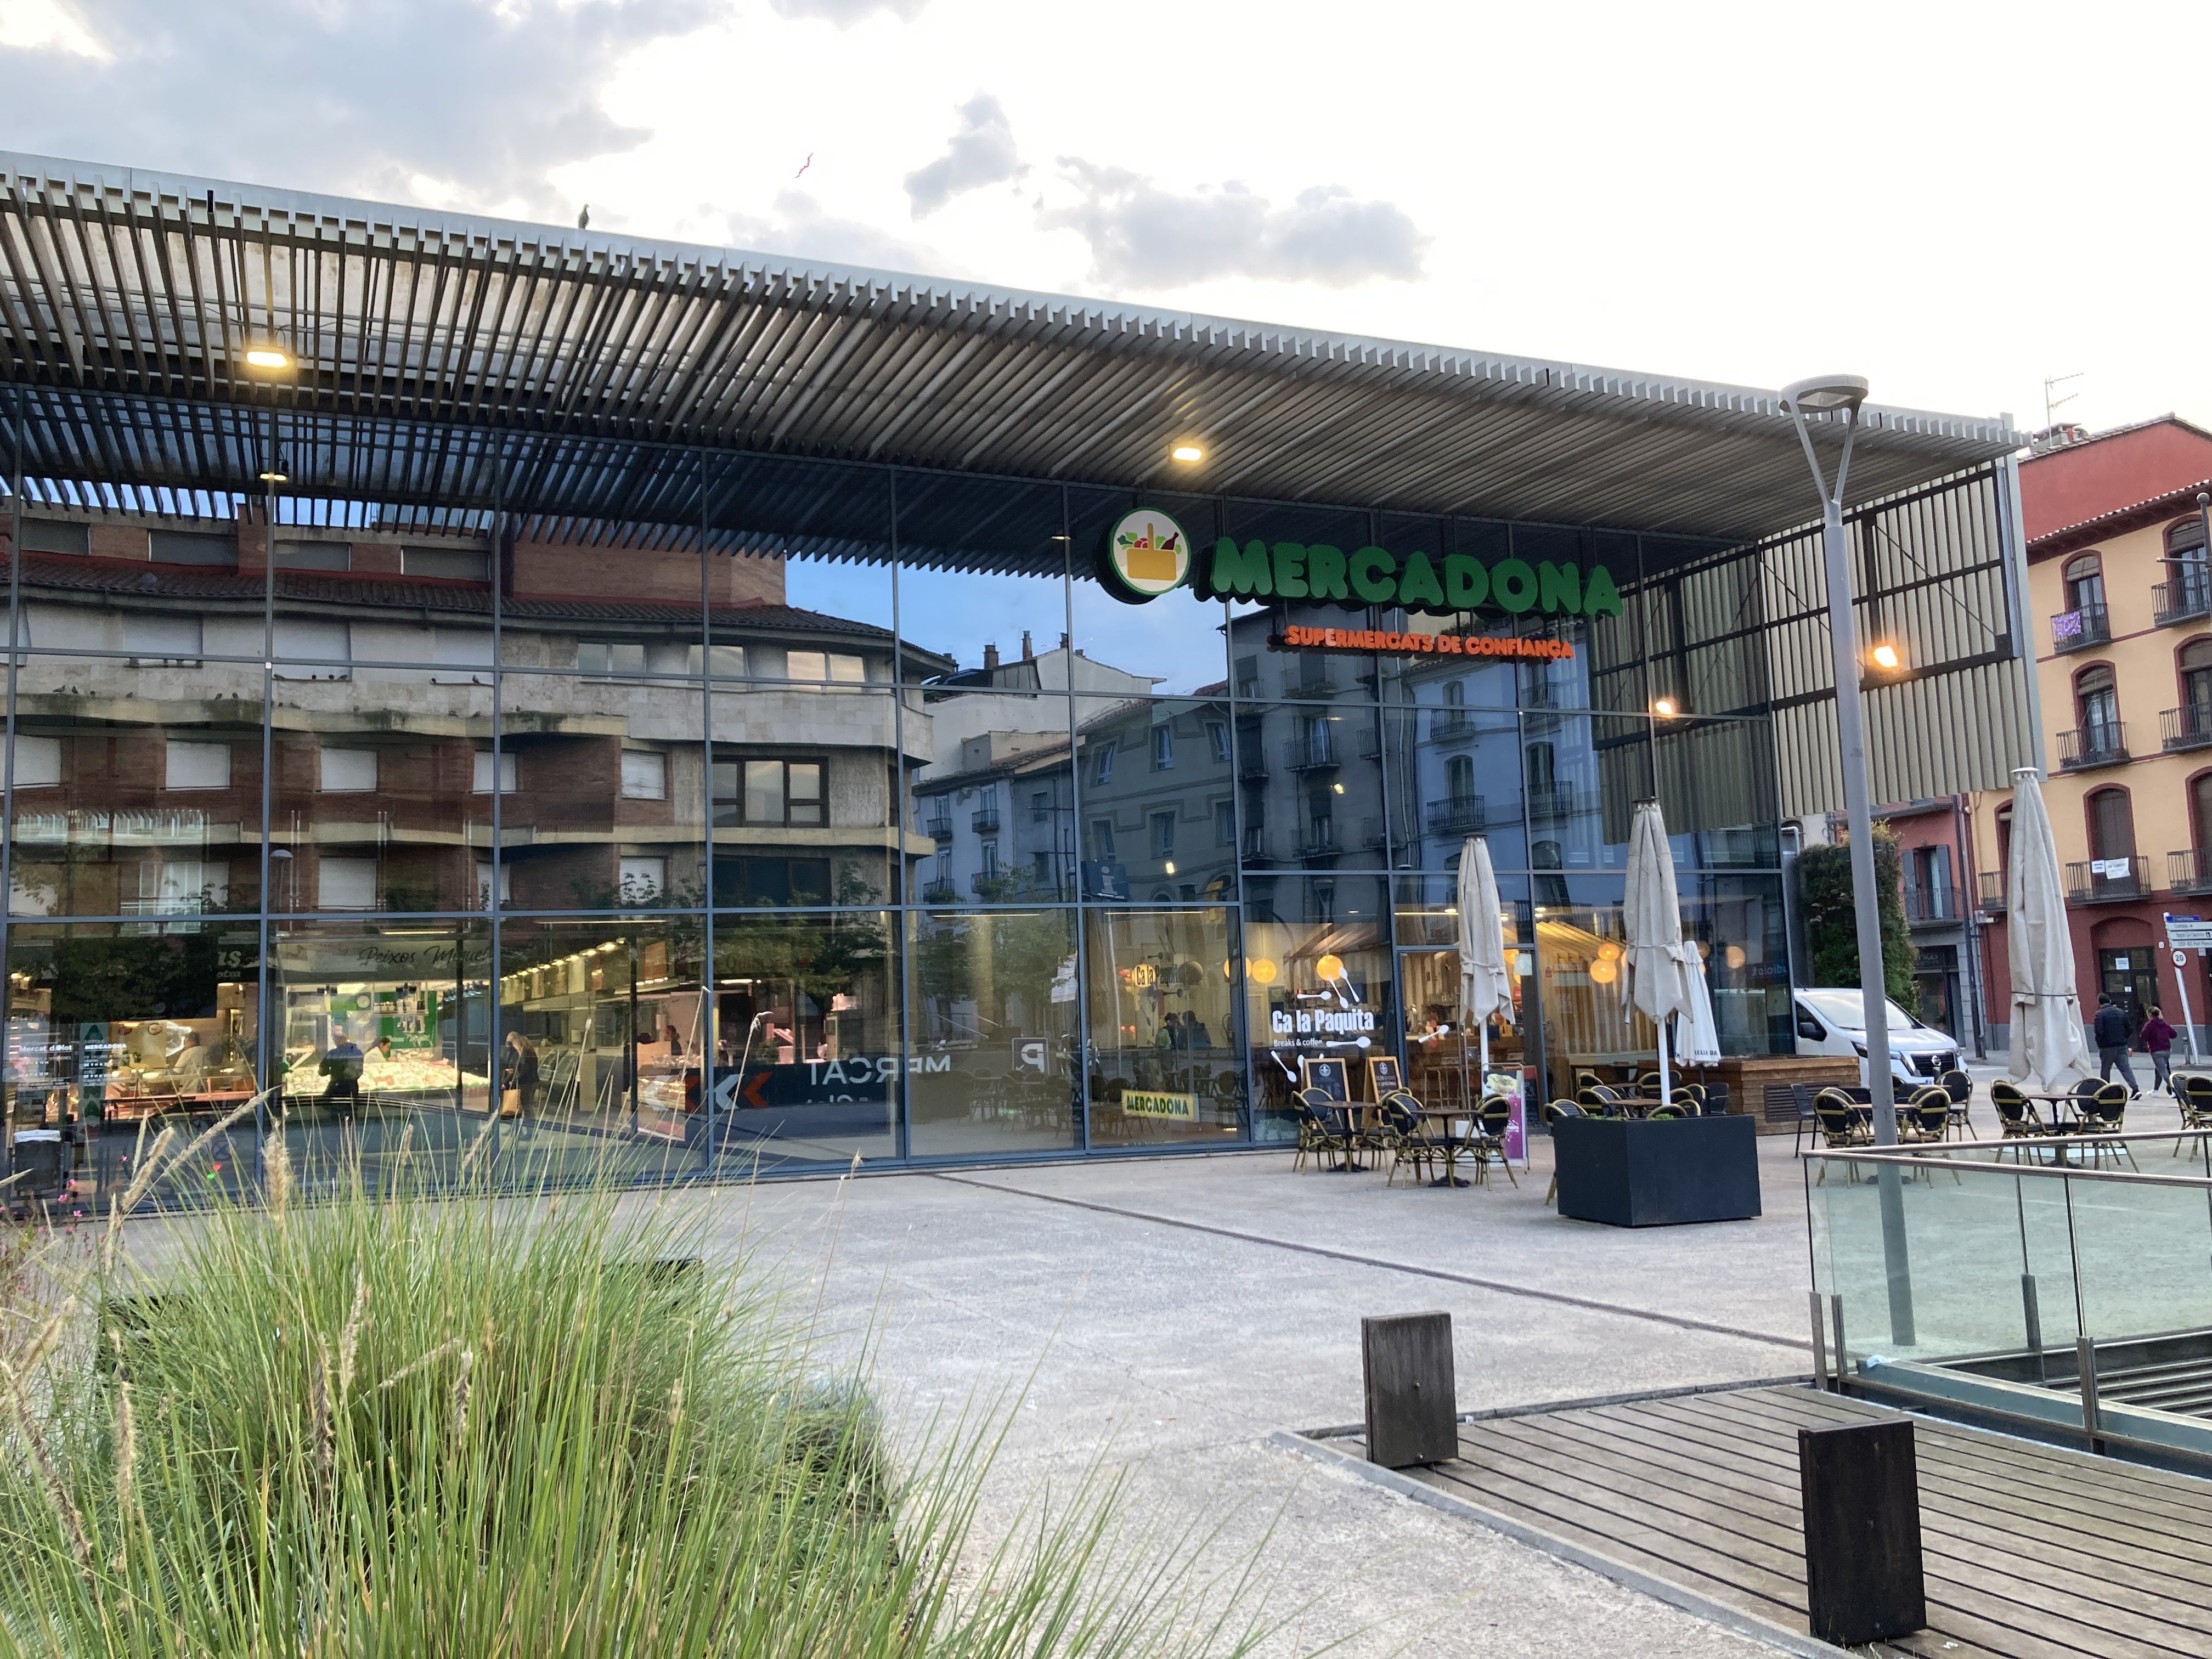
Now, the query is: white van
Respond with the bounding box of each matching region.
[1792,989,1961,1088]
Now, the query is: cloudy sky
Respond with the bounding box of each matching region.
[2,0,2206,435]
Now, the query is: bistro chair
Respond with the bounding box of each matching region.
[2174,1075,2212,1160]
[1902,1087,1962,1182]
[1471,1095,1519,1189]
[2078,1082,2137,1171]
[1637,1072,1664,1096]
[1989,1080,2048,1162]
[1937,1068,1974,1136]
[1291,1088,1351,1172]
[1540,1099,1581,1207]
[1375,1091,1434,1188]
[1573,1069,1604,1097]
[1812,1087,1870,1183]
[1670,1082,1708,1115]
[1645,1102,1686,1119]
[1577,1084,1626,1118]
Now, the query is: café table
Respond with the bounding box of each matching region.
[1411,1106,1479,1187]
[1324,1102,1372,1172]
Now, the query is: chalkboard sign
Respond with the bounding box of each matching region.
[1300,1056,1350,1101]
[1367,1056,1403,1099]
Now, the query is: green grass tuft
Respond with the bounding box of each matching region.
[0,1140,1282,1657]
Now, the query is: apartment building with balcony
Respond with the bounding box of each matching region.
[1970,415,2212,1046]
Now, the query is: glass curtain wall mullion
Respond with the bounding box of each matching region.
[1220,579,1250,1142]
[1370,506,1409,1103]
[256,413,279,1148]
[890,471,910,1163]
[1062,485,1089,1153]
[701,446,718,1173]
[2,391,20,1103]
[488,469,505,1161]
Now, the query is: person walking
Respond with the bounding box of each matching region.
[319,1036,365,1117]
[500,1030,540,1124]
[2092,995,2141,1097]
[2140,1005,2177,1096]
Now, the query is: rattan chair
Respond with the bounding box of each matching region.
[1470,1095,1519,1188]
[1291,1087,1351,1172]
[2078,1081,2137,1171]
[2175,1075,2212,1159]
[1990,1080,2049,1162]
[1540,1099,1580,1207]
[1938,1068,1974,1137]
[1375,1091,1435,1188]
[1811,1087,1869,1184]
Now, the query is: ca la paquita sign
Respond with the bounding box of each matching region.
[1097,507,1624,621]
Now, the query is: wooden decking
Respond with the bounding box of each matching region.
[1317,1384,2212,1658]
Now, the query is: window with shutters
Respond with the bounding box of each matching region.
[2086,787,2135,861]
[2075,663,2119,737]
[319,748,377,793]
[619,750,668,800]
[164,739,230,791]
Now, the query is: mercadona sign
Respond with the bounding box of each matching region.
[1098,506,1624,620]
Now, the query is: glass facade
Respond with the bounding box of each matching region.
[1,397,1791,1198]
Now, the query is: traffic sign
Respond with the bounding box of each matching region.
[2166,914,2212,952]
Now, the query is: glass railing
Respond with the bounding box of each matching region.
[1807,1135,2212,1465]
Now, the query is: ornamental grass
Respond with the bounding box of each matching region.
[0,1121,1278,1657]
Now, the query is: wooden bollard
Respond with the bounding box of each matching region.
[1798,1419,1926,1647]
[1362,1311,1456,1468]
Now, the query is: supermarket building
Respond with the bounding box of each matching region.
[0,154,2033,1193]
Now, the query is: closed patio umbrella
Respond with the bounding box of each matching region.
[1622,800,1696,1103]
[1457,836,1515,1102]
[1680,945,1723,1067]
[2008,768,2094,1094]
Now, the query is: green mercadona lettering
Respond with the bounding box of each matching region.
[1197,538,1623,620]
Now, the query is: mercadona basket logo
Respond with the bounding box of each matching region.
[1099,506,1191,602]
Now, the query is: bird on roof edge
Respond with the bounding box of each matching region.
[577,205,590,230]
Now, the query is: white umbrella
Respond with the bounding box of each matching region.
[2008,768,2095,1093]
[1622,800,1696,1103]
[1457,836,1515,1103]
[1680,946,1723,1066]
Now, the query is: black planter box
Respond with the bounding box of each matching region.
[1552,1114,1762,1227]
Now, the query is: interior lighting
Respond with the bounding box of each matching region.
[1170,444,1204,464]
[1163,861,1176,875]
[1869,642,1903,672]
[1316,953,1344,981]
[1589,957,1618,985]
[1652,697,1678,718]
[244,347,292,370]
[1248,957,1278,984]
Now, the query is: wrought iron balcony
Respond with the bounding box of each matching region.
[2065,860,2143,904]
[1526,782,1581,821]
[2050,603,2109,653]
[2154,574,2212,629]
[1902,883,1959,925]
[1236,747,1271,782]
[2056,723,2128,770]
[1240,825,1268,859]
[1288,737,1340,770]
[2162,706,2212,753]
[1425,795,1487,835]
[1300,819,1340,856]
[1361,815,1389,849]
[920,878,956,903]
[1977,870,2006,915]
[970,805,1000,833]
[1431,707,1474,741]
[924,812,954,842]
[2171,848,2212,897]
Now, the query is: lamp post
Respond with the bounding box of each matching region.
[1781,374,1914,1346]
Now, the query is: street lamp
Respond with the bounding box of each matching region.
[1782,373,1915,1345]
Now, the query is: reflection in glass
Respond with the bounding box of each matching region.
[1523,712,1650,872]
[1240,874,1392,1142]
[907,909,1077,1155]
[269,679,493,915]
[709,909,897,1170]
[270,919,492,1189]
[1657,716,1781,869]
[1383,703,1527,877]
[1076,696,1238,904]
[1234,700,1386,869]
[495,915,706,1182]
[500,673,706,911]
[710,689,898,909]
[1085,907,1244,1146]
[5,920,262,1210]
[11,662,267,917]
[909,693,1076,906]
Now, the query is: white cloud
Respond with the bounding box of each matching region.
[723,191,946,272]
[1039,163,1426,290]
[0,0,714,211]
[768,0,926,21]
[904,94,1024,218]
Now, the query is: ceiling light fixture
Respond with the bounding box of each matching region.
[1869,642,1902,671]
[1652,697,1678,718]
[244,347,292,371]
[1170,444,1204,463]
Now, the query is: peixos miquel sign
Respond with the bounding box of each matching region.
[1099,506,1624,620]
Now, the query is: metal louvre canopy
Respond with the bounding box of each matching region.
[0,153,2021,542]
